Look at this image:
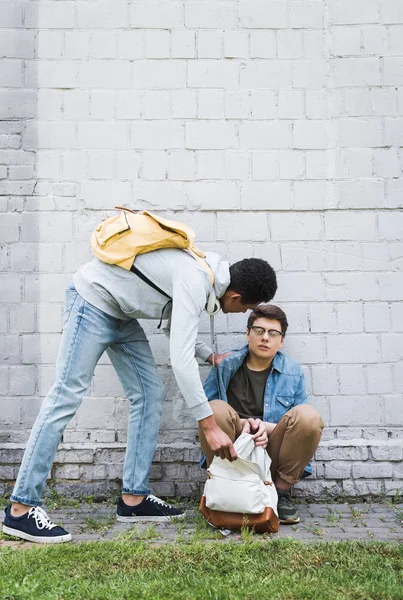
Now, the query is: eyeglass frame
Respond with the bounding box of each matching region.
[247,325,284,339]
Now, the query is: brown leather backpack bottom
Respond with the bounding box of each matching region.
[199,496,279,534]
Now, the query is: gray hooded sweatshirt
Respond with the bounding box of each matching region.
[73,249,230,421]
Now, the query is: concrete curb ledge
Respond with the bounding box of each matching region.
[1,439,402,500]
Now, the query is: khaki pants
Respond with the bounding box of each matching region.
[198,401,324,486]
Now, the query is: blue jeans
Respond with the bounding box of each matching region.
[11,283,165,507]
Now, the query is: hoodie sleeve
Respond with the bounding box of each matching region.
[165,274,214,421]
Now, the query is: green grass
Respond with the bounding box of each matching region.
[0,540,402,600]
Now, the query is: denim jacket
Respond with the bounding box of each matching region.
[202,346,311,476]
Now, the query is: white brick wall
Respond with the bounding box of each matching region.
[1,0,402,498]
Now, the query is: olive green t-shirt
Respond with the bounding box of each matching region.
[227,361,272,420]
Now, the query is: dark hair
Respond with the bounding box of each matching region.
[247,304,288,336]
[228,258,277,305]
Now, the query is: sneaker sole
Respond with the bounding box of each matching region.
[279,516,300,525]
[2,525,72,544]
[116,512,186,523]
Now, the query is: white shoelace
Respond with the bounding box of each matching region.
[28,506,57,530]
[147,495,172,508]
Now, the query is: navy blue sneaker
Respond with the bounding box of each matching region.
[3,505,72,544]
[116,495,185,522]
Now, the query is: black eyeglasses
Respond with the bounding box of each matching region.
[248,326,283,339]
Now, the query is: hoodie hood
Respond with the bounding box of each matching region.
[204,252,230,299]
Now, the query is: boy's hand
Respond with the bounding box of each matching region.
[199,415,237,461]
[206,352,232,366]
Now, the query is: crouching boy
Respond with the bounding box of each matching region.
[199,305,324,524]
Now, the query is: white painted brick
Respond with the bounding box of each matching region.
[37,303,63,333]
[63,151,88,181]
[216,213,268,242]
[89,151,114,180]
[79,60,130,89]
[271,212,322,241]
[337,304,363,333]
[384,396,403,425]
[383,57,403,85]
[390,25,403,53]
[293,120,327,149]
[353,463,393,478]
[373,148,400,177]
[362,25,388,54]
[26,60,78,88]
[330,26,361,56]
[186,121,236,149]
[364,303,391,332]
[224,91,249,119]
[380,333,403,362]
[224,31,249,58]
[171,31,195,59]
[134,60,186,89]
[0,90,35,119]
[225,152,249,181]
[144,30,170,59]
[10,366,36,396]
[326,272,378,301]
[143,91,171,120]
[143,151,167,180]
[329,0,379,25]
[379,273,403,301]
[188,60,238,89]
[81,181,132,209]
[9,304,35,334]
[241,61,292,89]
[252,151,277,180]
[241,182,293,210]
[115,91,142,120]
[325,211,377,241]
[394,364,403,392]
[115,151,141,180]
[185,181,239,211]
[197,150,224,179]
[305,91,328,119]
[327,334,380,364]
[275,272,325,301]
[332,58,381,86]
[342,87,373,117]
[391,303,403,332]
[305,151,328,179]
[280,243,308,271]
[277,31,303,59]
[198,90,224,119]
[339,365,366,395]
[303,31,325,59]
[0,1,23,27]
[0,335,19,363]
[386,180,403,209]
[384,118,403,145]
[134,181,186,210]
[250,91,276,119]
[293,60,326,89]
[291,1,324,28]
[197,31,222,59]
[378,212,403,241]
[10,243,36,272]
[250,31,276,58]
[186,2,236,28]
[330,396,382,426]
[37,244,63,272]
[78,122,128,150]
[283,334,325,364]
[367,364,394,394]
[167,151,195,181]
[171,90,197,119]
[91,32,117,59]
[90,91,115,120]
[77,1,127,29]
[310,304,337,333]
[64,31,90,59]
[278,91,304,119]
[25,121,76,150]
[312,365,339,395]
[0,59,22,87]
[382,0,403,24]
[130,2,184,29]
[21,213,73,243]
[118,31,143,59]
[238,2,288,29]
[240,121,290,149]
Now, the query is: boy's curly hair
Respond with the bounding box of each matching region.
[228,258,277,305]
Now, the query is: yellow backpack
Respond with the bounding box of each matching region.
[91,207,214,285]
